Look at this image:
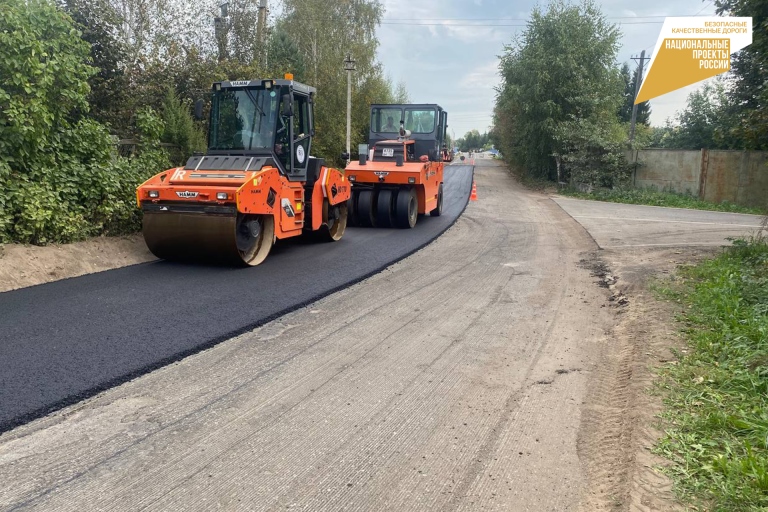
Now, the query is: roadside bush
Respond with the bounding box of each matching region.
[555,117,632,188]
[0,0,171,245]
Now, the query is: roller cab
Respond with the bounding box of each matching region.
[344,104,447,228]
[137,77,350,266]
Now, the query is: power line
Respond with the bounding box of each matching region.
[381,13,718,22]
[379,20,684,27]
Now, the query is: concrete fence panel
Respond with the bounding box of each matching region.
[627,148,768,210]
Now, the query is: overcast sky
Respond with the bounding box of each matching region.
[375,0,717,140]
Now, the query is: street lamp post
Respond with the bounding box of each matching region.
[344,54,356,164]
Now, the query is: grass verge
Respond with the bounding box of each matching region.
[654,234,768,511]
[559,187,765,215]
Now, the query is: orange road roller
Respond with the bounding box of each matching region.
[137,76,350,266]
[344,104,447,228]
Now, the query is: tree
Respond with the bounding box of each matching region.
[393,81,410,103]
[662,80,740,149]
[618,62,650,125]
[714,0,768,149]
[279,0,392,165]
[267,23,306,79]
[494,0,624,181]
[61,0,132,133]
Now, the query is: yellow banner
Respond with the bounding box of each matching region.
[636,18,752,104]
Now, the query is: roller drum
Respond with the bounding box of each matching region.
[142,212,273,266]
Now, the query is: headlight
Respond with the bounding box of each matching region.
[216,192,228,200]
[408,177,416,184]
[348,175,356,182]
[148,190,159,198]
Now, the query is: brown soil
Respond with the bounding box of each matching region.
[576,245,718,511]
[0,235,155,293]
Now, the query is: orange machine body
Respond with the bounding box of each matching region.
[345,139,444,215]
[137,164,350,240]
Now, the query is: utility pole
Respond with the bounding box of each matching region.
[214,1,229,62]
[629,49,650,143]
[344,54,356,164]
[256,0,267,65]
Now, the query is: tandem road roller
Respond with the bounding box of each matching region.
[137,76,350,266]
[344,104,447,229]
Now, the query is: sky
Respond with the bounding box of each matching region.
[375,0,719,140]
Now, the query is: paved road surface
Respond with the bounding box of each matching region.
[0,165,472,433]
[553,196,764,249]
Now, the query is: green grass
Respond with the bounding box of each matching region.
[653,235,768,511]
[559,186,765,215]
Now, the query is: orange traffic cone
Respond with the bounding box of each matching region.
[470,181,478,201]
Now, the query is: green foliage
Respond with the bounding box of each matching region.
[267,23,306,79]
[559,186,765,215]
[715,0,768,150]
[654,237,768,510]
[0,0,169,244]
[279,0,393,166]
[135,107,164,145]
[618,62,650,125]
[662,80,741,150]
[494,0,624,181]
[61,0,130,134]
[457,130,491,152]
[0,0,95,169]
[160,88,206,164]
[554,117,631,187]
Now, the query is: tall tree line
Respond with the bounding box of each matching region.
[58,0,403,162]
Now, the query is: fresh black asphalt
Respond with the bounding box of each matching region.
[0,165,473,433]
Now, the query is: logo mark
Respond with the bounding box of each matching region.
[176,191,199,198]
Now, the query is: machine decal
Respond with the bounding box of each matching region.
[281,198,295,218]
[253,176,263,187]
[171,169,186,180]
[373,171,389,178]
[296,145,306,164]
[320,168,329,198]
[190,173,246,179]
[176,191,199,198]
[382,148,394,157]
[230,80,250,87]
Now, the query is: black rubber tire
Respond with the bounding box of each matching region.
[346,191,358,227]
[356,189,377,228]
[318,200,348,242]
[394,187,418,229]
[430,183,444,217]
[375,189,396,228]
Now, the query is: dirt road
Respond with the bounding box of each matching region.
[3,155,762,511]
[1,159,629,511]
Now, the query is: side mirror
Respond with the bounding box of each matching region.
[281,94,293,117]
[194,99,204,121]
[341,152,350,161]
